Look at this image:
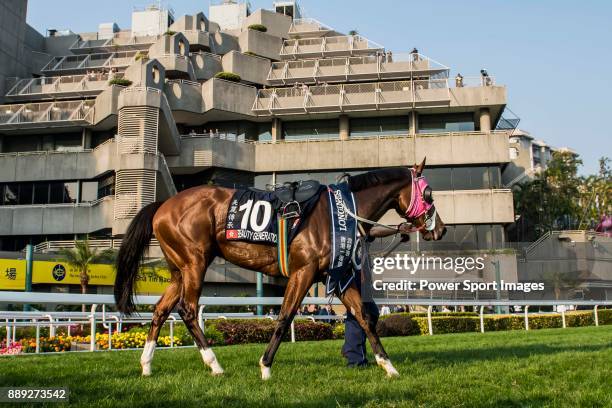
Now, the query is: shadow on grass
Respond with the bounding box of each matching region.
[392,342,612,367]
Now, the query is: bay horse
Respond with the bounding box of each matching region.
[114,158,446,379]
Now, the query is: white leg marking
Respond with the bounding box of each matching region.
[375,354,400,377]
[259,356,271,380]
[200,348,224,375]
[140,340,156,376]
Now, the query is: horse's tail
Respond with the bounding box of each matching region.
[114,201,164,315]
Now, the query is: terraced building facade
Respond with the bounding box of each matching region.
[0,1,517,296]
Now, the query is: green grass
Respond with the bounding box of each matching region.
[1,326,611,407]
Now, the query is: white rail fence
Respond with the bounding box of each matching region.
[1,292,610,354]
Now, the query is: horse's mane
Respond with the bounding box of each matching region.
[347,167,412,192]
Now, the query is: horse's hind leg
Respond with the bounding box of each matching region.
[339,283,399,377]
[259,263,317,380]
[141,271,181,376]
[177,254,224,376]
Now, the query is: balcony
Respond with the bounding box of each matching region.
[0,196,114,236]
[0,100,95,130]
[280,35,384,59]
[40,51,142,75]
[154,54,194,80]
[287,18,333,38]
[182,30,211,52]
[0,138,116,183]
[70,33,160,54]
[267,53,449,85]
[190,51,222,81]
[4,73,115,101]
[253,79,451,115]
[254,131,510,171]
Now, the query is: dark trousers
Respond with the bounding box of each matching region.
[341,238,379,366]
[342,301,379,366]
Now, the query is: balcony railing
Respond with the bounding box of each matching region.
[40,51,143,75]
[268,53,449,85]
[280,35,384,59]
[255,130,509,144]
[70,34,160,54]
[253,78,451,115]
[4,73,118,100]
[287,18,333,38]
[0,100,95,127]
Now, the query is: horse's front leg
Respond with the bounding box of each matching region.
[339,283,399,377]
[259,264,316,380]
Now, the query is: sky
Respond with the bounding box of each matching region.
[26,0,612,175]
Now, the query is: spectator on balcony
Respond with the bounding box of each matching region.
[455,73,464,88]
[301,83,309,95]
[410,48,420,62]
[480,69,492,86]
[386,51,393,63]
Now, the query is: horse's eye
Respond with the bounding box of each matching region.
[423,187,434,204]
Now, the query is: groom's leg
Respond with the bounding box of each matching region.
[342,311,368,366]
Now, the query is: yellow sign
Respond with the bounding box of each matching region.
[0,259,26,291]
[33,261,115,286]
[0,259,171,294]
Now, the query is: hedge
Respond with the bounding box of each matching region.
[375,309,612,337]
[214,72,241,82]
[213,319,332,345]
[108,78,132,86]
[247,24,267,32]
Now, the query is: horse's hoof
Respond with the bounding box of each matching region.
[259,357,271,380]
[375,355,400,378]
[201,348,224,376]
[141,362,152,377]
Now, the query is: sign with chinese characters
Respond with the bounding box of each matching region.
[0,259,171,294]
[0,259,26,291]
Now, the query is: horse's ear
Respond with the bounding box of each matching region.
[414,157,426,175]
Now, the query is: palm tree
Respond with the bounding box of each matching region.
[59,240,116,312]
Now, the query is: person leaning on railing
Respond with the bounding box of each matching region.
[410,47,419,62]
[455,73,464,88]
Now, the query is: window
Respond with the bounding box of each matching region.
[424,167,452,190]
[532,145,542,166]
[418,113,475,133]
[33,183,48,204]
[3,135,40,152]
[18,184,33,205]
[350,116,409,138]
[54,134,82,152]
[258,123,272,142]
[452,167,489,190]
[98,174,115,198]
[283,119,339,140]
[488,167,501,189]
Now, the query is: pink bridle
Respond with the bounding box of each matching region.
[404,169,436,231]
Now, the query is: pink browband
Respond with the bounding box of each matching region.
[405,169,433,220]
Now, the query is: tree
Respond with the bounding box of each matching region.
[578,157,611,229]
[348,29,359,36]
[59,240,116,312]
[513,151,583,241]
